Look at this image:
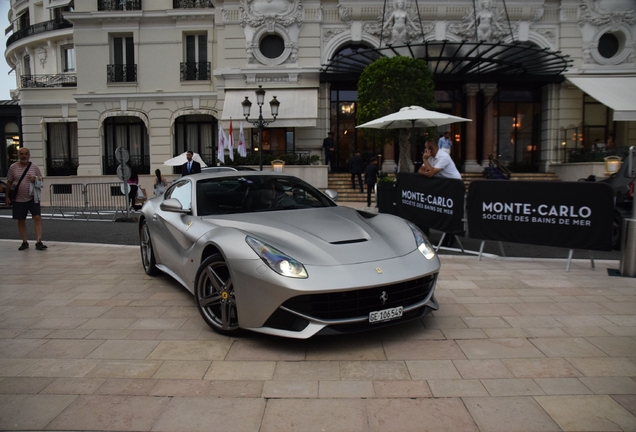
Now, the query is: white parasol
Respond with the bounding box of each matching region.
[356,106,471,130]
[163,152,208,167]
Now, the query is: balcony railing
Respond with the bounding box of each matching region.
[47,158,78,176]
[6,19,73,48]
[21,74,77,88]
[180,62,211,81]
[98,0,142,11]
[107,64,137,83]
[103,155,150,175]
[173,0,214,8]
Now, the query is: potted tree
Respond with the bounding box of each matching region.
[376,172,397,215]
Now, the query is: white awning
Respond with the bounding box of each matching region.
[566,76,636,121]
[46,0,73,9]
[221,88,318,128]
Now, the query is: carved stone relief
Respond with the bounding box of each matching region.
[578,0,636,66]
[447,0,511,42]
[363,0,428,45]
[239,0,303,65]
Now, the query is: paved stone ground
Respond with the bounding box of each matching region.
[1,239,636,431]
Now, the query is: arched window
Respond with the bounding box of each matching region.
[174,114,217,173]
[103,116,149,175]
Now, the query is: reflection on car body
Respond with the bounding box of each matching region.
[138,171,440,339]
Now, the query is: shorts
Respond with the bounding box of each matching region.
[12,199,41,220]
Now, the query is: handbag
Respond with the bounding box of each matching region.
[8,162,31,200]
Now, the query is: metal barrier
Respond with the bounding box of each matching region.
[49,183,87,220]
[85,182,129,221]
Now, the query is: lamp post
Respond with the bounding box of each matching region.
[241,85,280,171]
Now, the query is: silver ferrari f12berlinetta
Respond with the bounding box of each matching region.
[138,171,440,339]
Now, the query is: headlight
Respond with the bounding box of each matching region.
[407,222,436,260]
[246,236,308,278]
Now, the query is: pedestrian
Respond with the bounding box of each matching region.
[438,131,452,155]
[182,150,201,176]
[418,139,462,179]
[349,151,364,191]
[127,168,139,210]
[364,157,379,207]
[5,147,47,250]
[322,132,335,172]
[153,168,167,197]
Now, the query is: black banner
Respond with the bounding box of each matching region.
[396,173,465,234]
[467,180,615,251]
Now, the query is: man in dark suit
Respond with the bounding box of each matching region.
[182,150,201,176]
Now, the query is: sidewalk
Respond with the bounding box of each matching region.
[1,240,636,431]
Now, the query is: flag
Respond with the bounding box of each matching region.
[237,122,247,157]
[217,124,226,164]
[228,120,235,161]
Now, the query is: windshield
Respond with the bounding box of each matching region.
[196,175,336,216]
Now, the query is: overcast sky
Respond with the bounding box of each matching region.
[0,0,15,100]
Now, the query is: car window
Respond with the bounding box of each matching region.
[196,175,335,216]
[166,180,192,210]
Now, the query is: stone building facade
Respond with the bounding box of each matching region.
[3,0,635,181]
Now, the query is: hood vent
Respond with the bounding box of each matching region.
[330,238,368,245]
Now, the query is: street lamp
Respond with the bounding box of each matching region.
[241,85,280,171]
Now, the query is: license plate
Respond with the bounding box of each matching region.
[369,306,403,323]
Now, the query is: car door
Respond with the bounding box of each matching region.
[151,179,197,283]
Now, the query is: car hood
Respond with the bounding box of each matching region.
[202,207,419,266]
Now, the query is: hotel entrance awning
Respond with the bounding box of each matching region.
[321,41,572,84]
[566,76,636,121]
[221,89,318,128]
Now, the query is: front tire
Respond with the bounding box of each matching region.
[195,254,240,335]
[140,220,159,275]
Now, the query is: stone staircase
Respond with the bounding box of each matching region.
[328,172,561,203]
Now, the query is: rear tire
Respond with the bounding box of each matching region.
[195,254,241,335]
[140,220,159,275]
[612,211,623,251]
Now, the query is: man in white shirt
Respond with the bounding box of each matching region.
[437,131,452,155]
[418,139,462,180]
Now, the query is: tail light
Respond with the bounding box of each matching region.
[629,180,634,200]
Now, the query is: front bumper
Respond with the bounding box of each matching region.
[230,249,440,338]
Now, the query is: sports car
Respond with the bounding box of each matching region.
[138,171,440,339]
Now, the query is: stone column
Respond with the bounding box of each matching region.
[482,84,497,166]
[463,84,481,173]
[382,142,396,173]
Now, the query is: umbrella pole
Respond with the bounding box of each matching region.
[411,120,416,169]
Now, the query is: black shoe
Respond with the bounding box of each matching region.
[35,241,47,250]
[18,242,28,251]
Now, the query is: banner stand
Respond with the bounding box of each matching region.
[435,233,465,253]
[566,249,595,273]
[477,241,506,261]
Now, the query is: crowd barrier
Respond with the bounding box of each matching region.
[49,182,129,221]
[382,173,615,271]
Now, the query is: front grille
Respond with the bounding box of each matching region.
[281,274,437,320]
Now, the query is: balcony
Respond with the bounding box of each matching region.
[98,0,142,11]
[173,0,214,8]
[107,64,137,83]
[6,19,73,48]
[180,62,211,81]
[21,74,77,88]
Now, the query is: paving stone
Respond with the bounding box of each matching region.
[46,394,170,431]
[535,395,636,431]
[366,398,479,431]
[261,399,367,432]
[0,394,77,431]
[464,396,560,432]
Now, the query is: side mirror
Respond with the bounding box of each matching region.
[160,198,191,214]
[324,189,338,201]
